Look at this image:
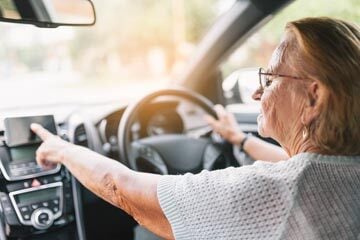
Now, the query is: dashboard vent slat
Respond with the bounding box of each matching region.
[74,124,88,147]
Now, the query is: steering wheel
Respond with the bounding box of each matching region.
[118,88,229,175]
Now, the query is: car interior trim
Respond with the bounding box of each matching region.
[8,182,63,227]
[0,160,61,181]
[71,176,86,240]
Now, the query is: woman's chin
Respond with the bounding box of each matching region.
[258,127,266,138]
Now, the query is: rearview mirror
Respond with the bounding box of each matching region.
[222,68,259,104]
[0,0,95,27]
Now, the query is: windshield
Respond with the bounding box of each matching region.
[0,0,235,110]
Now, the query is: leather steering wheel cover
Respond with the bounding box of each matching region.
[117,88,217,167]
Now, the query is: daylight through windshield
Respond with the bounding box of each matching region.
[0,0,234,109]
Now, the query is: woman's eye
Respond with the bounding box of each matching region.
[265,77,273,87]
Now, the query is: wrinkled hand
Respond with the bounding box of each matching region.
[31,123,73,169]
[204,105,245,146]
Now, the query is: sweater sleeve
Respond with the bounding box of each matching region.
[157,160,306,240]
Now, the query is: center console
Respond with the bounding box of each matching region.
[0,116,79,239]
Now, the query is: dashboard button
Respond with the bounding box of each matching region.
[52,198,59,205]
[7,183,24,192]
[20,169,30,175]
[27,162,37,167]
[10,170,21,177]
[41,178,49,184]
[31,203,40,210]
[54,176,62,182]
[49,198,60,214]
[42,201,49,207]
[9,164,20,170]
[0,194,8,202]
[23,181,30,188]
[24,162,31,168]
[40,175,59,184]
[20,206,31,221]
[20,206,30,213]
[6,181,32,191]
[51,207,59,214]
[19,163,27,168]
[0,194,14,214]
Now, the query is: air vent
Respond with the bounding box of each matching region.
[74,124,88,147]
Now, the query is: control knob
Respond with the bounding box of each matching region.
[31,208,54,230]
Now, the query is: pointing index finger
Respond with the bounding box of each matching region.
[30,123,53,141]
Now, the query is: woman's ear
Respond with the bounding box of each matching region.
[301,80,326,125]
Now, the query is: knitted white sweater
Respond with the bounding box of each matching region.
[157,153,360,240]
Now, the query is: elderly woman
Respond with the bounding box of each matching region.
[31,17,360,239]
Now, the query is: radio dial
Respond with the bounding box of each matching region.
[31,208,54,230]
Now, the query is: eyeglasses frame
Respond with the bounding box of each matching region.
[258,67,304,89]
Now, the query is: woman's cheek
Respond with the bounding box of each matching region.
[258,89,278,138]
[257,95,270,137]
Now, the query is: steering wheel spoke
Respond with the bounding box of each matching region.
[202,143,222,170]
[130,141,168,175]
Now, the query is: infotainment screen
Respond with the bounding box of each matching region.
[15,187,58,205]
[4,115,57,147]
[9,144,40,163]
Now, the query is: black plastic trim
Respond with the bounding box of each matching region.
[72,176,86,240]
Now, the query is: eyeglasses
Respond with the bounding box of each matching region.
[258,67,304,89]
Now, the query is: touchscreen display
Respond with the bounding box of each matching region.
[4,115,57,147]
[9,144,39,163]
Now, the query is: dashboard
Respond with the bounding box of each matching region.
[97,97,212,161]
[0,115,81,240]
[0,95,217,240]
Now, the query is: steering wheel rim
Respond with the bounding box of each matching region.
[118,88,219,173]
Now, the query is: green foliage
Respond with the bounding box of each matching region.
[262,0,360,42]
[0,0,16,11]
[185,0,219,42]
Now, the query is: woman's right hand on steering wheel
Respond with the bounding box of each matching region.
[204,104,246,146]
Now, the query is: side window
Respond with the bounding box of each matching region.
[220,0,360,109]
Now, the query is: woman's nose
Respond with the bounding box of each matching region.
[252,87,263,101]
